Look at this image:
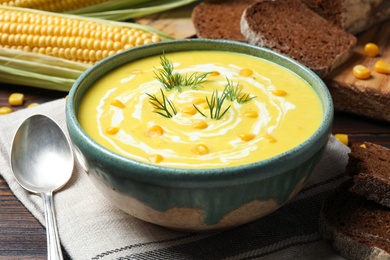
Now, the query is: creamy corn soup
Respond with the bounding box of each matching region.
[78,51,323,168]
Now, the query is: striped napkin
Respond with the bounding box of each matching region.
[0,98,348,259]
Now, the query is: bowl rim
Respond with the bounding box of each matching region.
[66,39,333,183]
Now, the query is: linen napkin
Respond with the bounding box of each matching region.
[0,98,349,260]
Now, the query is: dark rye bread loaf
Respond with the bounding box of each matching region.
[319,180,390,260]
[347,142,390,207]
[191,0,258,42]
[240,0,357,77]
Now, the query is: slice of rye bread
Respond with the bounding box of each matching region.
[240,0,357,77]
[319,180,390,260]
[346,142,390,207]
[191,0,258,41]
[301,0,390,34]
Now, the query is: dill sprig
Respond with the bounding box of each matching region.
[194,90,231,120]
[146,89,177,118]
[224,78,256,104]
[154,53,210,92]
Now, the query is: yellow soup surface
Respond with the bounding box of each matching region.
[79,51,323,168]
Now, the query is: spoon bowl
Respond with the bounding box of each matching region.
[11,114,74,260]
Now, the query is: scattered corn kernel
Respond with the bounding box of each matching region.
[238,133,255,142]
[110,99,126,108]
[193,98,211,109]
[181,106,197,115]
[334,134,348,146]
[145,125,164,137]
[148,154,163,163]
[263,134,277,143]
[243,111,258,118]
[364,43,379,57]
[374,60,390,74]
[8,93,24,106]
[239,68,253,77]
[192,144,209,155]
[192,119,208,129]
[27,103,39,108]
[193,99,207,105]
[272,90,287,96]
[209,71,220,76]
[360,143,367,149]
[353,65,371,79]
[0,107,13,114]
[106,127,119,135]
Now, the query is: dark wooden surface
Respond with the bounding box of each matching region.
[0,83,389,259]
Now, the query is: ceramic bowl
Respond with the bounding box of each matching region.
[66,39,333,232]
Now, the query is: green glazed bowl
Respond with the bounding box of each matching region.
[66,39,333,232]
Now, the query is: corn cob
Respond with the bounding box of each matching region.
[0,6,163,64]
[0,6,171,91]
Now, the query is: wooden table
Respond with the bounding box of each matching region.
[1,5,390,257]
[1,83,389,259]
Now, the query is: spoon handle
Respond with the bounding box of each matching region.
[41,191,64,260]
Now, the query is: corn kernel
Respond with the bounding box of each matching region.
[263,134,277,143]
[374,60,390,74]
[353,65,371,79]
[238,133,255,142]
[243,111,258,118]
[145,125,164,137]
[110,99,126,108]
[192,119,208,129]
[360,143,367,149]
[0,107,13,115]
[27,103,39,108]
[334,134,348,146]
[106,127,119,135]
[8,93,24,106]
[193,99,207,105]
[364,43,379,57]
[209,71,220,76]
[192,144,209,155]
[181,106,197,115]
[193,98,210,109]
[272,90,287,96]
[148,154,163,163]
[239,68,253,77]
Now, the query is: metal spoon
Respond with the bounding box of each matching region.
[10,114,74,260]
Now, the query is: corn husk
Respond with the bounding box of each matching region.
[0,48,90,91]
[68,0,199,21]
[1,0,199,20]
